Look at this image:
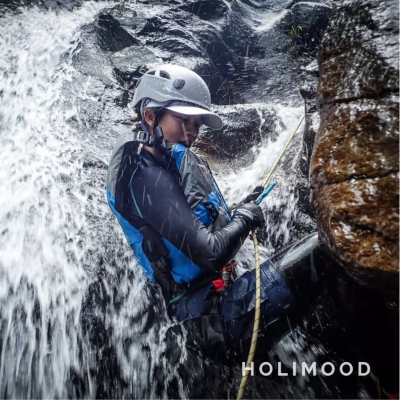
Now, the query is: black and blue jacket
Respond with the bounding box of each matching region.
[106,131,254,297]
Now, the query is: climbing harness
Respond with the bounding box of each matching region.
[168,259,238,305]
[237,114,305,400]
[221,260,238,288]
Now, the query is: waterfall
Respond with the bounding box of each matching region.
[0,3,183,398]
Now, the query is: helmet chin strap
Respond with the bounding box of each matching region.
[151,101,175,155]
[140,100,182,155]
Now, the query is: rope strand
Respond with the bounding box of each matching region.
[237,115,304,400]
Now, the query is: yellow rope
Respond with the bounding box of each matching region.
[237,115,305,400]
[261,115,305,189]
[236,230,261,400]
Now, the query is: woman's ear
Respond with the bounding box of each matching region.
[143,109,155,128]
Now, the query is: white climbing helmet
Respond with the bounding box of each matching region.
[132,64,223,129]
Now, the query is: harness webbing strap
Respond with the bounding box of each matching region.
[168,270,220,305]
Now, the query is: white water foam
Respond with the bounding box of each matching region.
[0,3,110,397]
[218,104,304,268]
[254,9,289,32]
[0,2,188,397]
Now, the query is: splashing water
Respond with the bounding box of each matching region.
[219,104,305,266]
[0,3,183,398]
[0,3,110,397]
[0,2,189,397]
[254,9,289,32]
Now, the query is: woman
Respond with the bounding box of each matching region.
[106,64,295,343]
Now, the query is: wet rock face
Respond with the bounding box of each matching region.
[272,2,332,55]
[96,11,140,52]
[300,60,320,176]
[0,0,83,12]
[317,0,398,103]
[193,104,277,163]
[310,0,399,294]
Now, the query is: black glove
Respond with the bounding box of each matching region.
[242,185,264,204]
[232,203,265,229]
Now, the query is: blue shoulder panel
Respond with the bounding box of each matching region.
[172,143,188,171]
[106,188,155,281]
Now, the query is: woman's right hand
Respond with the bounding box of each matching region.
[232,203,265,229]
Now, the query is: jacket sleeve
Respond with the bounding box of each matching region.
[124,158,252,273]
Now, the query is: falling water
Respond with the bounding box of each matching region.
[0,3,183,398]
[219,104,305,268]
[0,3,111,398]
[254,9,289,32]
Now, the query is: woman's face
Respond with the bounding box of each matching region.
[158,110,203,147]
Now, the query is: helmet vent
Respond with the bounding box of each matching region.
[159,70,171,80]
[146,70,156,75]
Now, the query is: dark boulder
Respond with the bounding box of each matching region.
[259,2,332,55]
[96,7,141,53]
[193,104,277,163]
[225,1,331,105]
[223,0,264,57]
[111,45,161,83]
[310,0,399,295]
[317,0,398,103]
[178,0,228,21]
[130,4,242,103]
